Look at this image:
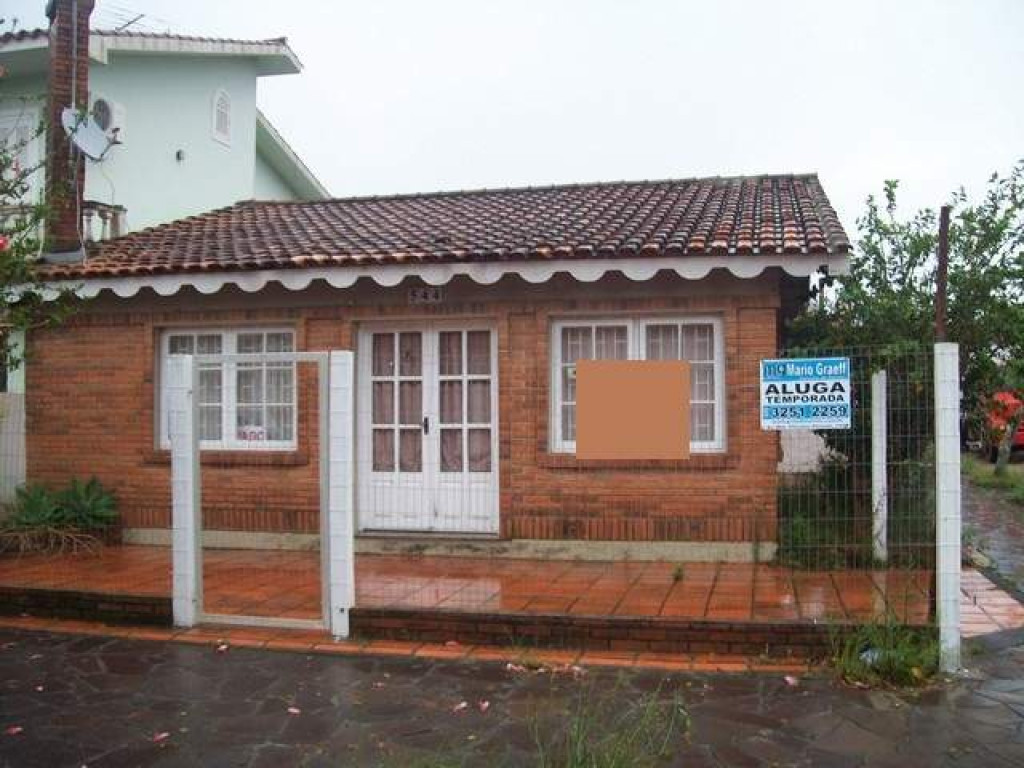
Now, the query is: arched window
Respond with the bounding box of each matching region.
[212,89,231,145]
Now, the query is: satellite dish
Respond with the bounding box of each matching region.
[61,107,111,161]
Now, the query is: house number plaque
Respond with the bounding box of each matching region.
[408,286,444,305]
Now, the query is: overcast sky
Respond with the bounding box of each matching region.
[6,0,1023,237]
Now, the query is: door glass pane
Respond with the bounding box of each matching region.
[399,428,422,472]
[467,380,490,423]
[468,429,491,472]
[399,381,422,424]
[372,334,395,376]
[440,381,462,424]
[373,429,395,471]
[440,429,463,472]
[466,331,490,374]
[399,332,422,376]
[372,381,394,424]
[439,331,462,376]
[645,325,679,360]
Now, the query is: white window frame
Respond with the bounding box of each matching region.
[159,327,297,451]
[549,315,726,455]
[211,88,231,146]
[0,104,44,204]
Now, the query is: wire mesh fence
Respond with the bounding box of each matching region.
[0,393,25,510]
[0,334,941,630]
[773,345,936,572]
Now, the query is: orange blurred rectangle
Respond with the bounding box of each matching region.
[576,360,690,460]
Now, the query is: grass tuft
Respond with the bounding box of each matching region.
[830,621,939,688]
[963,453,1024,507]
[533,678,689,768]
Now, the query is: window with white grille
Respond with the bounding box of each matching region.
[211,89,231,145]
[550,316,725,454]
[159,328,296,449]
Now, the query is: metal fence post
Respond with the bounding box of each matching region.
[168,355,200,628]
[934,342,961,672]
[327,351,356,638]
[871,369,888,563]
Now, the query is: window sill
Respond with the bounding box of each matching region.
[537,452,738,471]
[144,450,310,468]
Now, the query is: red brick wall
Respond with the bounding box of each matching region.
[45,0,95,254]
[24,273,781,542]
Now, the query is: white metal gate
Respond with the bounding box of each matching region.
[167,350,355,637]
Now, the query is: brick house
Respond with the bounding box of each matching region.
[29,176,852,560]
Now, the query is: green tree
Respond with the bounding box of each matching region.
[1,89,78,379]
[789,161,1024,460]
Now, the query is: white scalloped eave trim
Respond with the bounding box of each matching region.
[44,254,849,300]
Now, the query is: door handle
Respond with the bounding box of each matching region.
[422,416,430,435]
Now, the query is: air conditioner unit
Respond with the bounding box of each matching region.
[90,96,126,144]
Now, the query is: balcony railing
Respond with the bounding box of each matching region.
[81,200,127,242]
[0,201,127,244]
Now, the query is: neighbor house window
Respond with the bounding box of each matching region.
[0,109,43,202]
[212,89,231,145]
[159,328,296,450]
[550,316,725,454]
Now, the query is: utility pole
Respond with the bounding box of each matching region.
[935,205,951,341]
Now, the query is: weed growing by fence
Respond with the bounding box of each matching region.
[830,622,939,688]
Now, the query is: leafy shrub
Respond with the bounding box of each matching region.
[58,476,118,530]
[1,478,119,555]
[7,484,66,529]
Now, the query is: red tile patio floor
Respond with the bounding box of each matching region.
[0,544,950,625]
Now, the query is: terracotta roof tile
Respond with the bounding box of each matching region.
[0,28,48,44]
[42,174,851,280]
[0,27,287,47]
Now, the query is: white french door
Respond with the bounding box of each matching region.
[357,322,499,533]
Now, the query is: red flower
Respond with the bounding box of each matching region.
[0,235,9,252]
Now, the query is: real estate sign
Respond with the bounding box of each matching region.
[759,357,852,430]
